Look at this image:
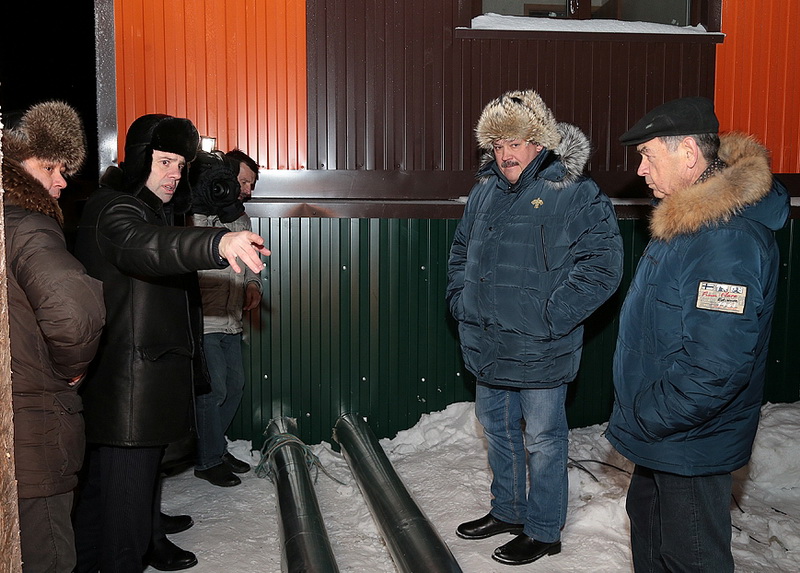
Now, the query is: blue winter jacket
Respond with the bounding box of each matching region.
[606,133,790,476]
[446,124,623,388]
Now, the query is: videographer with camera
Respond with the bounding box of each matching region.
[189,150,263,487]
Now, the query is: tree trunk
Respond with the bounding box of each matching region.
[0,110,23,573]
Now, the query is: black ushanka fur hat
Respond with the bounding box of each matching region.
[120,113,199,212]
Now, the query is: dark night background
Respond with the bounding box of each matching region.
[1,3,99,177]
[1,2,101,228]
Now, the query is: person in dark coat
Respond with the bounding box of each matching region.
[447,90,623,565]
[606,97,790,572]
[2,101,106,573]
[71,114,269,573]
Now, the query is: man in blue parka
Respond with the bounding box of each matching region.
[447,90,623,565]
[606,97,789,572]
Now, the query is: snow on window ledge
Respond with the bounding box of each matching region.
[466,13,722,35]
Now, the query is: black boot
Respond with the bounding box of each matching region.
[194,463,241,487]
[492,534,561,565]
[222,452,251,474]
[160,512,194,535]
[147,537,198,571]
[456,513,524,539]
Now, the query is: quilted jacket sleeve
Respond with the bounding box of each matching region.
[10,213,106,379]
[446,196,475,322]
[545,180,624,337]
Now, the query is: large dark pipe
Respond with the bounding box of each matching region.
[333,413,463,573]
[265,417,340,573]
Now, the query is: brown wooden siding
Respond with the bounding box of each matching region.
[306,1,721,202]
[451,30,720,176]
[306,0,473,172]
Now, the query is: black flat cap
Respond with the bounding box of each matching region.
[620,96,719,146]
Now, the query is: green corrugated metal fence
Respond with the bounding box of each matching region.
[230,217,800,447]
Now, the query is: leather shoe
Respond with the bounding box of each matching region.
[194,463,241,487]
[492,534,561,565]
[456,513,524,540]
[160,512,194,535]
[148,537,198,571]
[223,451,251,474]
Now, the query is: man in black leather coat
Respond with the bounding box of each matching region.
[72,114,269,573]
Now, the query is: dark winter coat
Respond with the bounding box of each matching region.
[74,167,227,446]
[605,133,790,476]
[446,124,623,388]
[2,158,105,498]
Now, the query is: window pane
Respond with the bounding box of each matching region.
[482,1,692,27]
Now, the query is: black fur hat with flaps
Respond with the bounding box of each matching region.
[120,113,199,212]
[2,100,86,175]
[188,150,245,223]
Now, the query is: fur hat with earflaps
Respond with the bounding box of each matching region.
[2,100,86,175]
[475,89,561,151]
[119,113,199,213]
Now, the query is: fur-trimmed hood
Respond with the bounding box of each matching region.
[650,133,788,240]
[1,157,63,226]
[479,122,591,189]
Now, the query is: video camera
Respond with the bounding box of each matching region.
[188,150,244,223]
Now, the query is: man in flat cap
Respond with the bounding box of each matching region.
[447,90,623,565]
[606,96,790,572]
[72,114,270,572]
[3,100,106,573]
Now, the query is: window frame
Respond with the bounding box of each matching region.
[471,0,721,31]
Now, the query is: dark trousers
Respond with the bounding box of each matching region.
[18,492,75,573]
[626,465,734,573]
[73,445,164,573]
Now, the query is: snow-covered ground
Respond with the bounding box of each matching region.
[154,401,800,572]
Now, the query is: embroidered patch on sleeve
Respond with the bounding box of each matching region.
[696,281,747,314]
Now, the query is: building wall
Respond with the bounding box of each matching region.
[232,216,800,447]
[715,1,800,173]
[114,0,306,169]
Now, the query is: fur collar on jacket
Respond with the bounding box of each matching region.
[479,122,592,189]
[650,133,773,241]
[1,157,64,227]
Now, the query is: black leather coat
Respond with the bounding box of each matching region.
[75,171,227,446]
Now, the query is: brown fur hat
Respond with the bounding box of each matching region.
[475,89,561,151]
[2,101,86,175]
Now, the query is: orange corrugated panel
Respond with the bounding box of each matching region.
[783,1,800,172]
[114,0,307,170]
[716,0,800,172]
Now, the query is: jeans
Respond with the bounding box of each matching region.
[195,332,245,470]
[475,382,568,543]
[626,465,734,573]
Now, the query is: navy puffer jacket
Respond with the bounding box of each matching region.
[446,124,623,388]
[605,133,790,476]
